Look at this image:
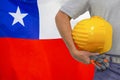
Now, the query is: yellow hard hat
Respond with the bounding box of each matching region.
[72,16,112,54]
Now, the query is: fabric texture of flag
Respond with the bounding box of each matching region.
[0,0,95,80]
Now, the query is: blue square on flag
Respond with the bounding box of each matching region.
[0,0,39,39]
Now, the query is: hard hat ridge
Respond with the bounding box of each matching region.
[72,16,112,54]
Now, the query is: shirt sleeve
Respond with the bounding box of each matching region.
[60,0,89,19]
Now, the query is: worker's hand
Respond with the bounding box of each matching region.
[70,49,99,64]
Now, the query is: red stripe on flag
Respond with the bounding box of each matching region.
[0,38,95,80]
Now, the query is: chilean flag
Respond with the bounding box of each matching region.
[0,0,94,80]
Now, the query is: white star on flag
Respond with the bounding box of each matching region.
[9,6,28,26]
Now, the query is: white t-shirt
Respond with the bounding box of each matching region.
[60,0,120,55]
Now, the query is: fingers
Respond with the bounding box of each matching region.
[74,54,90,64]
[89,52,99,56]
[79,59,90,64]
[71,50,99,64]
[81,52,99,64]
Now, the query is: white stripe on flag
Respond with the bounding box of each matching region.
[38,0,90,39]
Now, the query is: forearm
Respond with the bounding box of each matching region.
[55,10,99,63]
[55,10,76,52]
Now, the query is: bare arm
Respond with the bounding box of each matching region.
[55,10,76,53]
[55,10,98,64]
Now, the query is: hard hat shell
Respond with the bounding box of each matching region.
[72,16,112,54]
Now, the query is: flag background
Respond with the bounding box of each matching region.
[0,0,94,80]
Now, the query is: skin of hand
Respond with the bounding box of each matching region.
[55,10,99,64]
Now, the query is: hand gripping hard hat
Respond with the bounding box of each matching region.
[72,16,112,54]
